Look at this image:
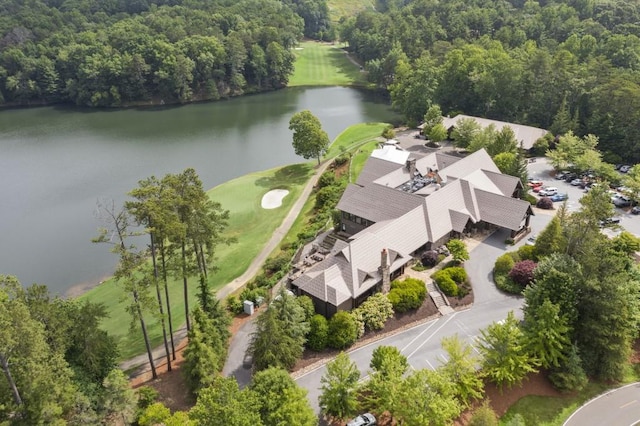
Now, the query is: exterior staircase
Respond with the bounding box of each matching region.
[426,280,455,316]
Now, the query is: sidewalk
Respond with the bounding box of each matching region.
[120,160,333,376]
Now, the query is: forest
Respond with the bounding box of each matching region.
[342,0,640,162]
[0,0,330,107]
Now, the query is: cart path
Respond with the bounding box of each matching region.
[120,160,332,375]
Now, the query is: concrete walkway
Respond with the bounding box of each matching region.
[120,160,333,375]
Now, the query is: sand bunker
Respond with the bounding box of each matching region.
[261,189,289,209]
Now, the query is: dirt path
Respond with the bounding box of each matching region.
[120,159,333,375]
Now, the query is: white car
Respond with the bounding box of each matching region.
[539,187,558,196]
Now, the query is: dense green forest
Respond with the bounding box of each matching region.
[0,0,330,107]
[342,0,640,162]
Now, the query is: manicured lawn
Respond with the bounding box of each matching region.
[500,382,621,425]
[349,140,379,182]
[78,122,389,361]
[288,41,365,87]
[79,163,313,360]
[325,122,387,158]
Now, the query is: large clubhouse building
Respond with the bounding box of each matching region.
[290,145,534,317]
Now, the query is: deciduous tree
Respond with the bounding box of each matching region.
[319,352,360,420]
[289,110,330,164]
[250,367,317,426]
[439,335,484,407]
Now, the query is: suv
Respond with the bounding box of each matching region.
[539,187,558,196]
[347,413,377,426]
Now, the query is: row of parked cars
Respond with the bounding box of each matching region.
[527,181,568,201]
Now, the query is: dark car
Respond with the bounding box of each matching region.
[347,413,377,426]
[599,217,621,227]
[614,196,632,208]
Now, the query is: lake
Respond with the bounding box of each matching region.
[0,86,397,295]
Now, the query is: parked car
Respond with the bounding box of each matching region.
[526,235,537,246]
[614,196,632,208]
[539,187,558,196]
[550,193,568,202]
[570,179,582,186]
[347,413,377,426]
[620,165,631,173]
[555,171,569,180]
[599,217,621,227]
[533,185,547,193]
[527,180,543,188]
[632,206,640,215]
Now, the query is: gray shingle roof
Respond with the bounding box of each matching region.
[475,189,532,230]
[295,147,533,309]
[336,183,424,223]
[441,115,548,150]
[356,157,405,186]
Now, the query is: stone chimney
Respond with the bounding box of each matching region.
[379,248,391,293]
[406,158,417,180]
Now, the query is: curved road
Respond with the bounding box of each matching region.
[564,383,640,426]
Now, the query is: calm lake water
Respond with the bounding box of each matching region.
[0,87,397,295]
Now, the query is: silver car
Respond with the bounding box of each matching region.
[347,413,377,426]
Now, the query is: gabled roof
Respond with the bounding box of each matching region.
[336,183,424,223]
[439,115,548,150]
[296,146,534,308]
[356,157,403,186]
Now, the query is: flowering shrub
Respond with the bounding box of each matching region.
[536,197,553,209]
[354,293,394,332]
[508,260,537,287]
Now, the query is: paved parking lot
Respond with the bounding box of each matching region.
[527,158,640,238]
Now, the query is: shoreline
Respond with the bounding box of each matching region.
[64,276,109,299]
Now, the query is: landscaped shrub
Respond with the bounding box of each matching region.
[421,250,440,268]
[240,287,268,305]
[318,170,337,188]
[225,295,244,315]
[494,254,515,276]
[445,266,467,283]
[531,137,549,157]
[388,278,427,312]
[517,244,536,261]
[524,193,537,205]
[536,196,553,209]
[382,126,395,140]
[333,154,349,166]
[355,293,394,332]
[435,274,458,296]
[307,314,328,351]
[315,185,343,209]
[327,311,358,349]
[468,400,498,426]
[446,238,470,263]
[508,260,537,287]
[351,308,365,339]
[263,251,292,275]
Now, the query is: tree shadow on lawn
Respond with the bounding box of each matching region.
[254,163,313,188]
[327,47,365,83]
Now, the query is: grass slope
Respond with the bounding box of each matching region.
[80,163,313,360]
[79,123,388,361]
[327,0,375,23]
[288,41,365,87]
